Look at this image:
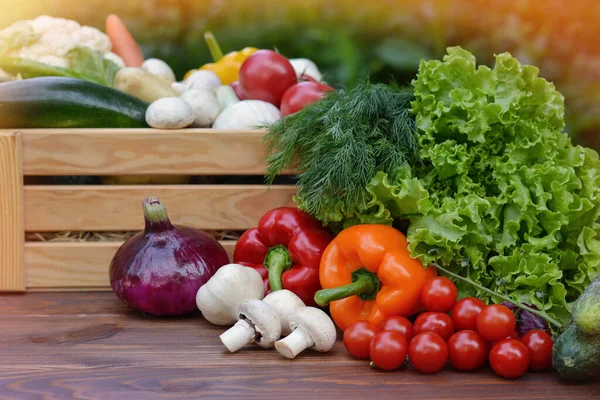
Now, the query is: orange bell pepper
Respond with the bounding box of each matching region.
[314,224,437,331]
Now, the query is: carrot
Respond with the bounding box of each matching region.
[105,14,145,67]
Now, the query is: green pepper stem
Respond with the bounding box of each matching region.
[204,31,224,61]
[264,245,293,292]
[314,269,380,307]
[432,262,563,329]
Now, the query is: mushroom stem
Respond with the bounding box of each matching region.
[219,319,256,353]
[275,325,314,359]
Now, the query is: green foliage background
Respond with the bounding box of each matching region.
[2,0,600,148]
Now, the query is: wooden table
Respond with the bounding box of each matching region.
[1,293,598,399]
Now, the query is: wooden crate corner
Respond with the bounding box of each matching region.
[0,131,25,292]
[0,128,296,292]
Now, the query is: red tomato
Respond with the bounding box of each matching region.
[280,81,334,117]
[520,329,553,371]
[489,339,530,379]
[413,312,455,341]
[421,277,458,313]
[408,332,448,374]
[343,320,379,359]
[298,74,318,82]
[369,331,408,371]
[506,330,519,340]
[238,50,297,107]
[230,81,245,100]
[447,330,487,371]
[476,304,517,342]
[452,297,486,331]
[379,316,414,342]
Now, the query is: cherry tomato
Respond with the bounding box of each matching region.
[413,312,455,341]
[238,50,297,107]
[489,339,530,379]
[408,332,448,374]
[476,304,517,342]
[447,330,487,371]
[421,277,458,313]
[280,81,334,117]
[369,331,408,371]
[451,297,486,331]
[506,330,519,340]
[521,329,553,371]
[343,320,380,359]
[379,316,414,342]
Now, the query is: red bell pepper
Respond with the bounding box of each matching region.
[233,207,333,306]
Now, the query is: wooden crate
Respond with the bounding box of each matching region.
[0,129,296,292]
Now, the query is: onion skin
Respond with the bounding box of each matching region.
[109,197,230,316]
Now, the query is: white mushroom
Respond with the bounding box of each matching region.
[142,58,176,83]
[263,290,305,336]
[274,307,337,359]
[179,89,221,128]
[196,264,265,326]
[171,81,187,94]
[183,70,221,91]
[219,299,282,352]
[145,97,194,129]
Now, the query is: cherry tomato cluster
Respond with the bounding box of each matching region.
[236,50,334,116]
[343,276,554,379]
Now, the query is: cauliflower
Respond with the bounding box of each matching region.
[0,15,124,68]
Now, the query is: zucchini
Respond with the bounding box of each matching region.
[552,322,600,382]
[0,77,149,128]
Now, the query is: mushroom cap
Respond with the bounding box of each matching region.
[195,263,264,326]
[238,299,282,348]
[287,307,337,352]
[263,290,306,336]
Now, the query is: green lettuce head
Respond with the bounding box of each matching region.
[368,46,600,325]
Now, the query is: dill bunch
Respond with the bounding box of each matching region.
[264,79,418,225]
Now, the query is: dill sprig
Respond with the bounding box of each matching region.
[264,79,418,223]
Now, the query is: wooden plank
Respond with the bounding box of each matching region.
[23,184,296,232]
[0,132,25,292]
[0,292,158,315]
[14,128,295,176]
[0,365,595,400]
[0,293,597,399]
[24,241,236,289]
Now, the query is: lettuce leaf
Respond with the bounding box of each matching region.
[0,46,120,87]
[366,47,600,325]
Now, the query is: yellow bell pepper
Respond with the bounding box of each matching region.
[184,32,257,84]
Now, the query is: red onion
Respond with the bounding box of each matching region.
[109,197,229,316]
[500,301,550,337]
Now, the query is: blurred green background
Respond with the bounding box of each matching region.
[2,0,600,149]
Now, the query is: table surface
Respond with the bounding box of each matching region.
[0,292,598,400]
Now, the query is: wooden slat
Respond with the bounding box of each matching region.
[0,132,25,292]
[24,241,236,289]
[12,128,294,176]
[23,184,296,232]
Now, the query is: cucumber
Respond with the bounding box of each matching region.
[0,77,149,128]
[552,322,600,382]
[572,275,600,336]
